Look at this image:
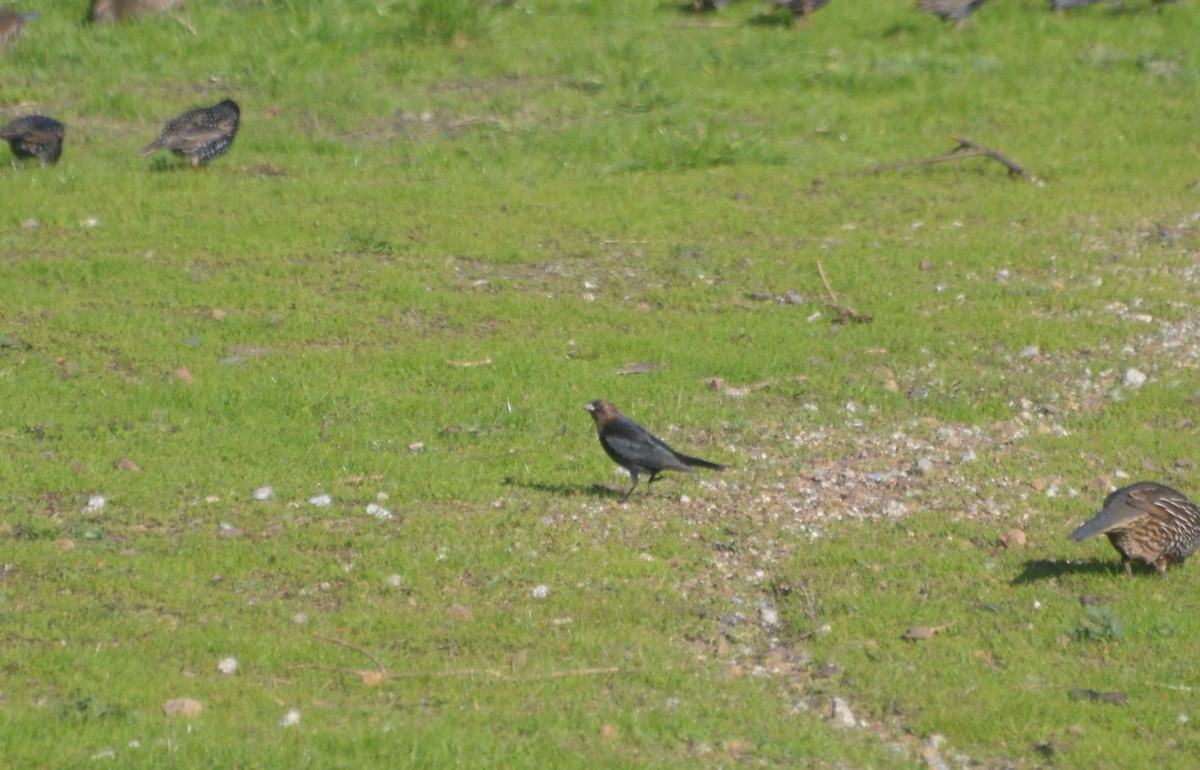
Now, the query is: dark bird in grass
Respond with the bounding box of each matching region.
[0,115,65,166]
[89,0,185,24]
[772,0,831,20]
[1048,0,1121,10]
[1069,482,1200,577]
[917,0,986,25]
[0,8,37,48]
[583,400,725,503]
[142,99,239,169]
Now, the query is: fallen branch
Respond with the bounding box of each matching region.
[861,135,1039,183]
[817,260,872,324]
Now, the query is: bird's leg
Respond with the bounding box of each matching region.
[619,473,639,503]
[646,471,662,494]
[1123,558,1133,579]
[1155,558,1170,578]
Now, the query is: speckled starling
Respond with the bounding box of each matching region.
[917,0,986,24]
[0,8,37,48]
[773,0,831,18]
[1069,482,1200,577]
[89,0,185,24]
[0,115,65,166]
[1048,0,1118,10]
[141,99,239,169]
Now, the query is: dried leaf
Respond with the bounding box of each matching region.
[902,623,953,641]
[162,697,203,717]
[615,362,662,375]
[114,458,141,472]
[361,670,385,687]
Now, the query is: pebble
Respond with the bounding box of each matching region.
[217,657,238,675]
[83,495,106,514]
[829,696,857,728]
[758,604,780,629]
[279,709,301,728]
[531,584,550,599]
[253,486,274,501]
[1123,368,1146,388]
[915,458,935,476]
[366,503,392,520]
[1019,345,1040,359]
[308,494,332,507]
[960,449,976,463]
[387,574,403,587]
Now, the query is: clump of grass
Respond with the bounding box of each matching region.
[1071,605,1123,642]
[402,0,488,44]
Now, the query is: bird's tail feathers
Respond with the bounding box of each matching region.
[140,141,162,155]
[675,452,724,471]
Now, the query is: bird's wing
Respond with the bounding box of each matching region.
[158,126,231,152]
[1068,483,1171,541]
[602,417,693,473]
[23,125,62,143]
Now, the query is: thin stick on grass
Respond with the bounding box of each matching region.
[288,663,624,682]
[860,135,1039,183]
[816,260,872,324]
[314,634,387,676]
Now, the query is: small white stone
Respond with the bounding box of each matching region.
[1019,345,1040,359]
[83,495,106,514]
[376,491,389,501]
[308,494,332,507]
[252,486,274,501]
[830,696,857,728]
[387,574,404,587]
[91,748,116,760]
[292,613,308,625]
[1178,713,1189,725]
[531,584,550,599]
[217,657,238,675]
[366,503,392,520]
[1123,368,1146,388]
[279,709,301,728]
[408,442,424,451]
[1032,600,1042,610]
[759,605,780,628]
[80,218,100,228]
[960,449,976,463]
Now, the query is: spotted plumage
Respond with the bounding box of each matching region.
[0,8,37,48]
[773,0,831,18]
[1069,482,1200,577]
[1049,0,1119,10]
[89,0,185,24]
[0,115,65,166]
[917,0,987,24]
[142,99,240,169]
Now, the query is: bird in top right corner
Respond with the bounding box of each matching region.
[1069,482,1200,577]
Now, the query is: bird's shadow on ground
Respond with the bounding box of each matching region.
[1011,558,1124,584]
[503,477,626,500]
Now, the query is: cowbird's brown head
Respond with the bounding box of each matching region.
[583,399,621,430]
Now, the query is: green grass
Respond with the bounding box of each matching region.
[2,0,1199,765]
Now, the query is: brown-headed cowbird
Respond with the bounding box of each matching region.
[1069,482,1200,577]
[583,399,724,502]
[141,99,239,169]
[0,8,37,48]
[0,115,64,166]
